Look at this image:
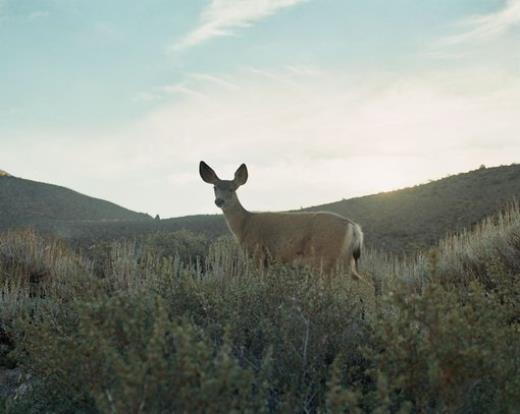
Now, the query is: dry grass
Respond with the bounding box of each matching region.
[0,205,519,413]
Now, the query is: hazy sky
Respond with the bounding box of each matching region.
[1,0,519,217]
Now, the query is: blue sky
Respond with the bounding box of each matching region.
[1,0,519,217]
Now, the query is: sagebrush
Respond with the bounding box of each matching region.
[1,206,519,413]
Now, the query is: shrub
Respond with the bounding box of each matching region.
[0,204,519,412]
[361,278,520,413]
[12,294,272,413]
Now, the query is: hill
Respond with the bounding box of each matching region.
[155,164,520,254]
[1,164,520,254]
[303,164,520,253]
[0,175,151,230]
[300,164,520,253]
[154,164,520,254]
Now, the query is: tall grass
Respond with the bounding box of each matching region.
[1,205,519,413]
[364,201,520,292]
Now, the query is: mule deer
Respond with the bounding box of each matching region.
[199,161,364,279]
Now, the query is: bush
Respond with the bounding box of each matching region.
[12,294,271,413]
[0,205,519,412]
[362,278,519,413]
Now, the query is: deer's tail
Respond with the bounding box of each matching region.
[351,223,363,273]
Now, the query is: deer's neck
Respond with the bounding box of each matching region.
[222,198,251,241]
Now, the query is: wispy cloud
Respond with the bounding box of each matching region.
[0,2,50,23]
[161,83,209,99]
[188,74,240,90]
[27,11,49,21]
[132,92,162,103]
[172,0,307,51]
[440,0,520,45]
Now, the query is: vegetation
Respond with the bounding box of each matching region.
[0,201,519,412]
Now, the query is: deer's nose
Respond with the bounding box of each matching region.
[215,198,225,207]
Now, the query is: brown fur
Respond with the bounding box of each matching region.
[200,161,364,279]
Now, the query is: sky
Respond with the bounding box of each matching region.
[0,0,519,217]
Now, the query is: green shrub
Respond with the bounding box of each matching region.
[12,294,271,413]
[142,230,210,265]
[364,278,519,413]
[0,204,519,412]
[323,268,520,413]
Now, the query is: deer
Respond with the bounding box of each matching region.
[199,161,364,280]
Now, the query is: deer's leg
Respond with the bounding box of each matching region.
[350,257,361,280]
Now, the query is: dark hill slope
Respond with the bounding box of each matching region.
[303,164,520,253]
[41,214,227,242]
[2,165,519,254]
[151,165,520,254]
[0,175,151,230]
[135,165,520,254]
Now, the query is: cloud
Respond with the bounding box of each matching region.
[0,2,50,23]
[5,66,519,217]
[161,83,209,99]
[172,0,307,50]
[27,11,49,20]
[132,92,162,103]
[440,0,520,45]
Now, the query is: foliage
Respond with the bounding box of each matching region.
[0,203,519,412]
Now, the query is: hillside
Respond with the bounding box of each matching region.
[304,164,520,253]
[156,164,520,254]
[2,164,520,254]
[153,164,520,254]
[0,175,151,230]
[39,214,228,242]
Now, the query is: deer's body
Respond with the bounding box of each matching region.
[199,161,363,278]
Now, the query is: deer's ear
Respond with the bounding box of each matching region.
[199,161,219,184]
[234,163,248,187]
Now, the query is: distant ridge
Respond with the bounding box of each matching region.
[0,170,10,177]
[1,164,519,254]
[156,164,520,253]
[303,164,520,253]
[0,175,151,231]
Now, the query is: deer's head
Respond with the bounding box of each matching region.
[199,161,248,210]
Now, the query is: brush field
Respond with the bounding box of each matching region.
[0,205,519,413]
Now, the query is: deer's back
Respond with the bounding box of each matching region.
[241,211,352,261]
